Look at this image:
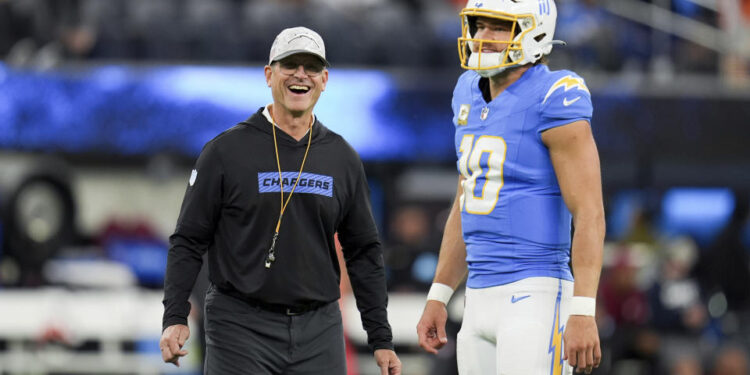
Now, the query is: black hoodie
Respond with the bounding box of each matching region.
[162,107,393,351]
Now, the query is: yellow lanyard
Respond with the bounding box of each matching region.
[265,113,314,268]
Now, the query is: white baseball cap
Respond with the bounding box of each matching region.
[268,26,329,66]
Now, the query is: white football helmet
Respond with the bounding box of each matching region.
[458,0,562,77]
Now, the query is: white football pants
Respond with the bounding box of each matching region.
[457,277,575,375]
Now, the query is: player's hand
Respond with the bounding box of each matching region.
[563,315,601,374]
[160,324,190,367]
[416,300,449,354]
[374,349,402,375]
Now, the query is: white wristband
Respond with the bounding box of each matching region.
[426,283,454,305]
[569,296,596,317]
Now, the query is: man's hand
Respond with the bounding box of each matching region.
[160,324,190,367]
[374,349,401,375]
[416,300,449,354]
[563,315,601,374]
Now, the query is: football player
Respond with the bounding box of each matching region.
[416,1,605,374]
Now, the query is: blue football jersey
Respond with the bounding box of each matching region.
[451,65,593,288]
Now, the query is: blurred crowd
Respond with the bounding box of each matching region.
[1,0,749,79]
[598,192,750,374]
[381,190,750,375]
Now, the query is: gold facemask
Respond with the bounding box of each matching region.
[457,8,537,73]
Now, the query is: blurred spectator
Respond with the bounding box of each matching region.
[624,205,661,246]
[556,0,622,71]
[384,204,439,292]
[670,355,704,375]
[671,0,720,73]
[695,192,750,313]
[648,237,706,335]
[182,0,245,62]
[599,246,658,373]
[718,0,750,86]
[648,237,709,373]
[4,0,97,68]
[600,248,650,327]
[711,344,750,375]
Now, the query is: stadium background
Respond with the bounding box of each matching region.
[0,0,749,374]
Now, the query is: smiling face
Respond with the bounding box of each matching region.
[265,53,328,118]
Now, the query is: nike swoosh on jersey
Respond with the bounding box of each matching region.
[511,294,531,303]
[563,96,581,107]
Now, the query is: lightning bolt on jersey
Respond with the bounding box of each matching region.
[452,65,593,288]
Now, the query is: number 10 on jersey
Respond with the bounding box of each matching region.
[458,134,507,215]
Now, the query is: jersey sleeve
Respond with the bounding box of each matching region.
[537,72,593,134]
[174,140,224,236]
[162,140,224,329]
[337,152,394,352]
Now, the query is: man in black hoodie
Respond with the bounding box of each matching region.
[159,26,401,375]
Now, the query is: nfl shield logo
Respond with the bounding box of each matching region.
[480,107,489,121]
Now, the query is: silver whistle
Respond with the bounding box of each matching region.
[265,232,279,268]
